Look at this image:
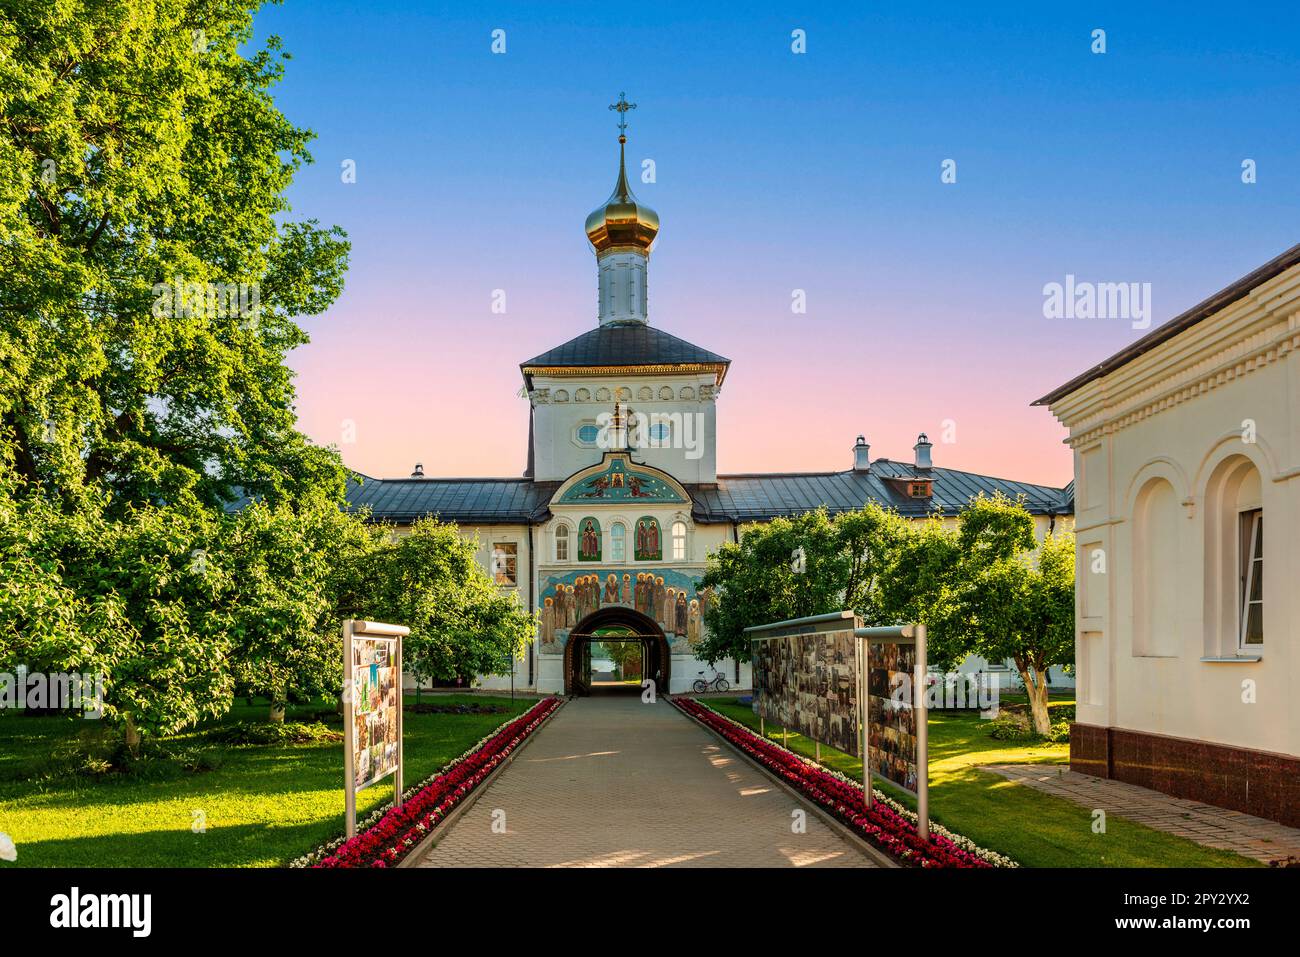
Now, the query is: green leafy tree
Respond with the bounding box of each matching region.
[0,1,350,512]
[220,494,380,721]
[697,504,908,664]
[0,483,235,751]
[338,518,535,696]
[602,640,642,679]
[936,494,1075,734]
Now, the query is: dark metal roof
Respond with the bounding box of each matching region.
[690,460,1071,523]
[344,474,560,524]
[343,462,1071,526]
[520,324,730,377]
[1034,242,1300,408]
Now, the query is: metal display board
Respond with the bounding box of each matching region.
[342,619,410,838]
[857,624,929,840]
[747,612,930,841]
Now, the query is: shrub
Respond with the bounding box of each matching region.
[208,721,342,745]
[988,712,1037,741]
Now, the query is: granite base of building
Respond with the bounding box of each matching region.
[1070,723,1300,828]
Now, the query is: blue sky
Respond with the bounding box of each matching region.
[252,1,1300,484]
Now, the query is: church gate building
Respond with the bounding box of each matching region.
[344,114,1074,696]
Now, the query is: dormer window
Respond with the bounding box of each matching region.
[885,476,933,499]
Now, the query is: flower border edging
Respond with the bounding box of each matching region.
[671,696,1017,868]
[290,696,563,868]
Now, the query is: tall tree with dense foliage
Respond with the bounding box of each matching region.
[946,496,1075,734]
[0,1,350,512]
[0,2,357,749]
[338,518,536,693]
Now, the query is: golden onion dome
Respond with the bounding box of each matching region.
[585,135,659,254]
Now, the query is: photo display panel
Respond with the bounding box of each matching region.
[867,638,920,795]
[752,628,860,757]
[349,636,400,790]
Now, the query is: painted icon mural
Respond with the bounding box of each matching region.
[634,516,662,561]
[558,456,686,504]
[577,516,601,561]
[537,567,712,655]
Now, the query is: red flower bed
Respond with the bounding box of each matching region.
[316,696,562,868]
[671,697,995,867]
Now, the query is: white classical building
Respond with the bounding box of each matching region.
[1037,243,1300,826]
[346,112,1073,697]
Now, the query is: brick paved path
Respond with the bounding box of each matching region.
[985,764,1300,864]
[418,695,876,868]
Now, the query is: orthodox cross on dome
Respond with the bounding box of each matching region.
[611,401,627,450]
[608,92,636,136]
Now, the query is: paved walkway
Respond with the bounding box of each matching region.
[985,764,1300,864]
[419,695,876,868]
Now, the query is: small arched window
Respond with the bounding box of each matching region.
[611,523,626,562]
[554,524,570,562]
[671,521,687,560]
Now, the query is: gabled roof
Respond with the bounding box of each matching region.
[1034,242,1300,407]
[690,460,1071,523]
[520,324,730,387]
[344,474,559,525]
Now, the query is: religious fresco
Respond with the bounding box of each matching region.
[577,516,601,561]
[557,456,686,504]
[633,516,662,561]
[537,567,714,656]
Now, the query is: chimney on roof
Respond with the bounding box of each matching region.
[411,463,425,478]
[913,433,933,471]
[852,435,871,472]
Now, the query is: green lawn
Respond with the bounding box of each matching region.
[0,694,538,868]
[708,696,1259,868]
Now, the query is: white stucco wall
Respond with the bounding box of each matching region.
[1048,262,1300,758]
[527,372,720,484]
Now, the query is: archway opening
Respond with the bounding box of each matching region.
[564,607,670,697]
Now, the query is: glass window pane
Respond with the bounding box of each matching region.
[1244,603,1263,645]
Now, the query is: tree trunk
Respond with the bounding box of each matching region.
[268,702,285,724]
[1022,667,1051,736]
[123,715,142,756]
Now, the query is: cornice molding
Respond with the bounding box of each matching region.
[1060,308,1300,450]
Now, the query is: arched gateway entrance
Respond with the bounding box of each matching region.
[563,607,670,696]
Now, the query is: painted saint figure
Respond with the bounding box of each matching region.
[580,519,600,561]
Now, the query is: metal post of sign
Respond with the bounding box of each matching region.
[342,621,356,837]
[859,632,870,808]
[759,716,765,738]
[915,623,929,841]
[395,628,404,808]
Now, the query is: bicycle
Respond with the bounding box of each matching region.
[693,669,731,694]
